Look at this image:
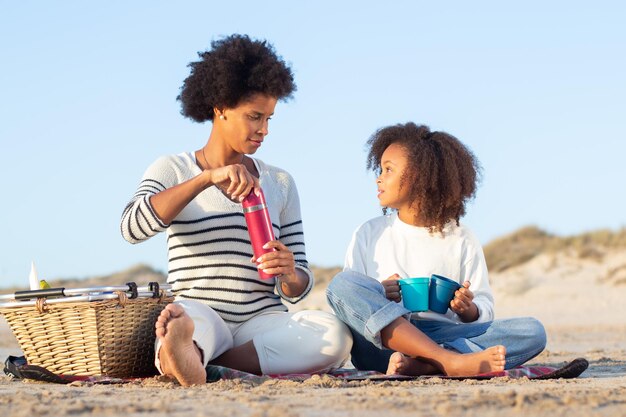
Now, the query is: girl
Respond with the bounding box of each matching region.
[326,122,546,376]
[121,35,351,386]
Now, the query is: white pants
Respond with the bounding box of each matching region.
[155,300,353,375]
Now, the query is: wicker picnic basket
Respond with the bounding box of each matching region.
[0,282,173,377]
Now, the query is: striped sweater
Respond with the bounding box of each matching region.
[120,152,313,323]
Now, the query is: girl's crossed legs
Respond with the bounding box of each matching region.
[327,271,545,376]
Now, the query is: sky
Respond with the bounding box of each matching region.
[1,1,625,288]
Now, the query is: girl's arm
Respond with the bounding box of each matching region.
[343,225,369,275]
[450,281,480,322]
[458,239,494,323]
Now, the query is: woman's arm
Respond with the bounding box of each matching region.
[151,164,259,225]
[121,156,258,244]
[120,156,178,244]
[148,170,212,225]
[261,170,313,302]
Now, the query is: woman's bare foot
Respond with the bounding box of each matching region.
[155,303,206,386]
[442,345,507,377]
[386,352,438,376]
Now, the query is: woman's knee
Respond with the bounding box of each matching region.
[293,310,353,368]
[174,299,234,362]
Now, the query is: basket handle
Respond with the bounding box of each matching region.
[14,288,65,300]
[125,282,138,299]
[114,290,129,307]
[148,282,160,298]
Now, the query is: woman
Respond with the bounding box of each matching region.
[121,34,352,386]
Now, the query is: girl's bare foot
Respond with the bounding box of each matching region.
[386,352,438,376]
[442,345,506,377]
[155,303,206,386]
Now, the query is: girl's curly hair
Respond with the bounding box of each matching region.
[366,122,482,233]
[177,34,296,122]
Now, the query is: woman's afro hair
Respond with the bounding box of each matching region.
[366,122,482,233]
[177,34,296,123]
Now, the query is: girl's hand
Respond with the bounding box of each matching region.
[450,281,479,322]
[207,164,260,202]
[382,273,402,302]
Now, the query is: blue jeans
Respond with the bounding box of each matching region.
[326,271,546,372]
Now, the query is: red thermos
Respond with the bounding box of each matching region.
[242,189,276,280]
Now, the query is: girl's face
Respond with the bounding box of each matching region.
[218,93,277,155]
[376,143,413,212]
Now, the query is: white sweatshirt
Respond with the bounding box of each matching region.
[344,213,494,324]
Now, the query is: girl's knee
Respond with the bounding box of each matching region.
[327,271,357,295]
[526,317,547,349]
[508,317,547,351]
[327,270,380,299]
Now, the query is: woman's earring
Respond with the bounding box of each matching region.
[219,115,225,120]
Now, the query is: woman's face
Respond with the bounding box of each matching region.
[219,94,278,155]
[376,143,413,212]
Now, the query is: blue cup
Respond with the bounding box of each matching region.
[399,277,430,312]
[429,274,462,314]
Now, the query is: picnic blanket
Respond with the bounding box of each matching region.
[3,355,588,385]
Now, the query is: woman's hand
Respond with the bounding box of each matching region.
[207,164,260,202]
[382,273,402,302]
[450,281,479,322]
[255,240,308,297]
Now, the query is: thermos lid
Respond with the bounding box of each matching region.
[242,189,266,210]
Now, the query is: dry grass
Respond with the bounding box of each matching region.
[484,225,626,272]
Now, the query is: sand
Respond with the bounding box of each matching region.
[1,253,625,417]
